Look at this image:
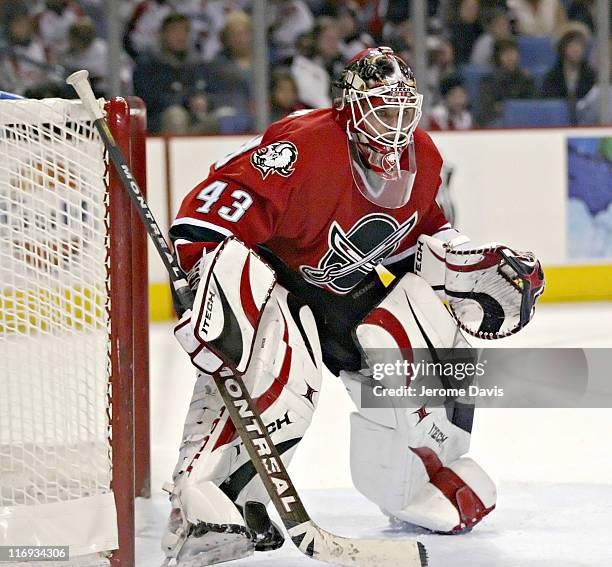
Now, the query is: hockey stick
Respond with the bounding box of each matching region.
[67,70,426,567]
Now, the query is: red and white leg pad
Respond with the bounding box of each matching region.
[165,283,323,564]
[395,451,496,534]
[345,272,496,535]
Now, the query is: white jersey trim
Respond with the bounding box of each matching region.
[383,243,417,265]
[172,239,194,273]
[171,217,233,237]
[171,219,232,273]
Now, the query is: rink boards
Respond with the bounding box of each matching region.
[138,128,612,319]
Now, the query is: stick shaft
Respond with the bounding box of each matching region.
[211,368,309,525]
[97,108,193,311]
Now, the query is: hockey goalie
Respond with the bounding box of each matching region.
[164,46,545,565]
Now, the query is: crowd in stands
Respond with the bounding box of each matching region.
[0,0,609,132]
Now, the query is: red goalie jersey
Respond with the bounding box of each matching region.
[171,108,448,292]
[171,108,450,373]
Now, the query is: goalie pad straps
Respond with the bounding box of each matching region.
[190,237,277,374]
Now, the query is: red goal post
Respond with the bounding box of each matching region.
[0,96,150,567]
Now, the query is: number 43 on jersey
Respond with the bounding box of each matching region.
[195,180,253,223]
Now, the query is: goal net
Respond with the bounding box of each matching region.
[0,97,147,566]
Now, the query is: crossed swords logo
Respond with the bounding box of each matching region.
[300,212,418,289]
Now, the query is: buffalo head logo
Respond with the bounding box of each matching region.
[251,141,298,179]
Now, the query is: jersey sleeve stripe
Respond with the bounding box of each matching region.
[169,218,233,244]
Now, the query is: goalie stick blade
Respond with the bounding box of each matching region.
[288,521,427,567]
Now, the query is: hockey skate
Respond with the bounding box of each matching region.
[162,484,283,567]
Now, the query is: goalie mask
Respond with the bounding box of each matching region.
[334,46,423,209]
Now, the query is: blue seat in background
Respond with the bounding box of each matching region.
[457,64,487,108]
[517,36,557,75]
[502,99,570,127]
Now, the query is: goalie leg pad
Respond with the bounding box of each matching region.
[344,273,496,532]
[355,272,473,373]
[165,284,322,561]
[393,454,497,534]
[349,272,475,433]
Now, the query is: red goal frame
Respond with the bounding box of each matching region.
[106,97,150,567]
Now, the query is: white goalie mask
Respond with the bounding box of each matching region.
[335,46,423,208]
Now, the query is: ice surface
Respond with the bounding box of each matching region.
[137,302,612,566]
[136,485,612,567]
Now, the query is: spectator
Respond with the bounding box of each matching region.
[133,13,210,133]
[475,38,536,126]
[567,0,595,32]
[171,0,250,63]
[426,36,457,104]
[313,17,345,83]
[290,18,343,108]
[269,0,314,62]
[207,10,254,119]
[541,22,596,122]
[62,18,115,97]
[23,81,64,99]
[290,33,330,108]
[0,12,51,96]
[0,1,29,28]
[33,0,85,57]
[183,92,225,134]
[336,3,373,61]
[123,0,174,60]
[470,9,513,70]
[270,70,306,122]
[577,39,612,125]
[385,0,411,24]
[429,73,474,130]
[449,0,483,65]
[506,0,566,37]
[380,6,411,47]
[78,0,107,36]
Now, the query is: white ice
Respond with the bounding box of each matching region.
[137,302,612,566]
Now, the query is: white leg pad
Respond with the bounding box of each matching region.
[163,284,323,563]
[347,272,496,533]
[392,483,461,533]
[390,456,497,533]
[448,457,497,510]
[349,412,430,513]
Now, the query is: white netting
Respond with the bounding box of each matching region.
[0,100,112,511]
